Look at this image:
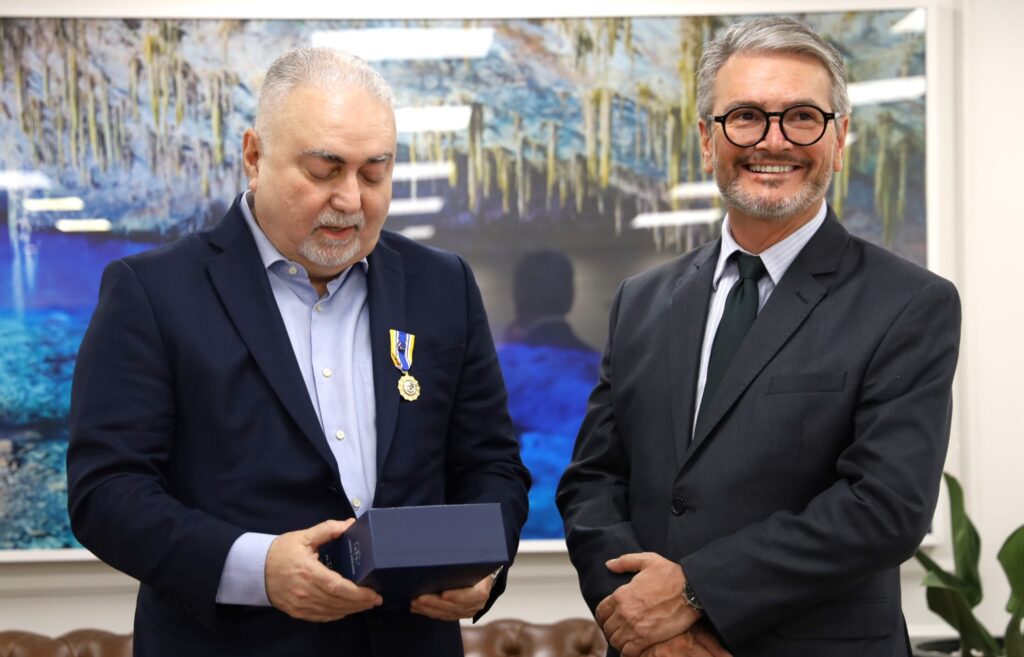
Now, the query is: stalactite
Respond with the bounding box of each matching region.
[546,122,558,209]
[27,98,42,166]
[666,109,681,210]
[893,139,908,246]
[0,20,6,84]
[495,148,511,214]
[175,59,185,126]
[559,165,569,210]
[583,89,598,182]
[598,88,612,189]
[831,147,851,218]
[129,58,140,119]
[677,17,705,178]
[573,154,586,215]
[446,132,458,187]
[210,74,224,166]
[55,92,66,169]
[100,78,113,170]
[158,58,171,136]
[111,103,122,170]
[874,113,893,246]
[144,33,160,128]
[68,46,80,173]
[467,102,484,215]
[514,114,526,219]
[482,148,493,200]
[86,81,104,171]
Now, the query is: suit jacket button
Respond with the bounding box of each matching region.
[670,497,687,515]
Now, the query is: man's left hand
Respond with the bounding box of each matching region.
[409,574,494,621]
[597,552,700,657]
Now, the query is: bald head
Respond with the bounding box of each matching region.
[255,47,395,150]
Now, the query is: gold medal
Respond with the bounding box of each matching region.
[390,329,420,401]
[397,373,421,401]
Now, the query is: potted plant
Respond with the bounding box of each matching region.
[913,472,1024,656]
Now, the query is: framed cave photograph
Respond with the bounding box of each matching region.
[0,7,933,555]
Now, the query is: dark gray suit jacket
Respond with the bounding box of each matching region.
[556,209,961,657]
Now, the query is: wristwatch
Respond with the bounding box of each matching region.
[683,582,704,614]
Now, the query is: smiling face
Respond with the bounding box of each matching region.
[699,51,847,233]
[242,83,396,286]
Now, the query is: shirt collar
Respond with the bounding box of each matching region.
[239,191,369,277]
[712,200,828,290]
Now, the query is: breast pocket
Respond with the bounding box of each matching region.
[767,371,847,395]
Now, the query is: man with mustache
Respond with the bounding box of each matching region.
[67,47,529,657]
[557,17,961,657]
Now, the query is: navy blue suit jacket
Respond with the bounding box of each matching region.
[67,199,530,656]
[557,209,961,657]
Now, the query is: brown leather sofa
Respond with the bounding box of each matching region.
[0,618,607,657]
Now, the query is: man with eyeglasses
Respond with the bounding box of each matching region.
[558,17,961,657]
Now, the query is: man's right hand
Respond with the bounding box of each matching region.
[265,519,382,622]
[638,626,732,657]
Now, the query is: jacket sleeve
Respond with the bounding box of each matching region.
[67,260,243,627]
[556,281,645,614]
[680,278,961,646]
[444,256,531,619]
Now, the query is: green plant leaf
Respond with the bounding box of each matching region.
[945,472,984,607]
[999,525,1024,616]
[1005,609,1023,657]
[924,587,1002,656]
[917,550,969,593]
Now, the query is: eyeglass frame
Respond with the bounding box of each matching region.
[709,104,841,148]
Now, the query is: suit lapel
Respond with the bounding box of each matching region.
[685,211,850,465]
[206,201,339,479]
[669,245,719,465]
[365,235,405,478]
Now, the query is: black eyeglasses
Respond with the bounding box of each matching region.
[711,104,839,147]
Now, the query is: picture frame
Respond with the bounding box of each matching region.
[0,0,957,560]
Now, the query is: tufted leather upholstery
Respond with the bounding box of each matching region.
[0,619,606,657]
[0,629,132,657]
[462,619,607,657]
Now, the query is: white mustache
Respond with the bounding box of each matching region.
[315,211,364,230]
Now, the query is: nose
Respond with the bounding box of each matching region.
[758,117,791,151]
[331,173,361,214]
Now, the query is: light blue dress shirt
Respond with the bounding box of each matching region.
[692,200,828,430]
[215,192,376,605]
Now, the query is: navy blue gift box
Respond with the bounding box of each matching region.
[322,503,508,602]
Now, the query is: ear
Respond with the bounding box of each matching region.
[832,115,850,173]
[242,128,262,191]
[698,119,714,174]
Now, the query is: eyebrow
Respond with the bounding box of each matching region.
[720,99,827,113]
[300,149,394,165]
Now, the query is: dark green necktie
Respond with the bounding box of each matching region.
[697,253,766,429]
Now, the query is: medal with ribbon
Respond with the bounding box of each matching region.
[389,329,420,401]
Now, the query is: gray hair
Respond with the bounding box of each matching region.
[254,47,395,142]
[696,17,851,121]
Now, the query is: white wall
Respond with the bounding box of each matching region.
[2,0,1022,642]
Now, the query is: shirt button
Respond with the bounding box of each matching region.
[288,266,298,275]
[322,368,333,378]
[335,430,346,441]
[670,497,687,516]
[352,498,362,509]
[315,303,323,312]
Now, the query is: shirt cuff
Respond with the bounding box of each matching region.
[215,532,276,606]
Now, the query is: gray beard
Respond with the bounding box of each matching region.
[298,211,364,268]
[718,166,833,221]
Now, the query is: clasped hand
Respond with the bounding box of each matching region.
[265,519,493,623]
[597,552,728,657]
